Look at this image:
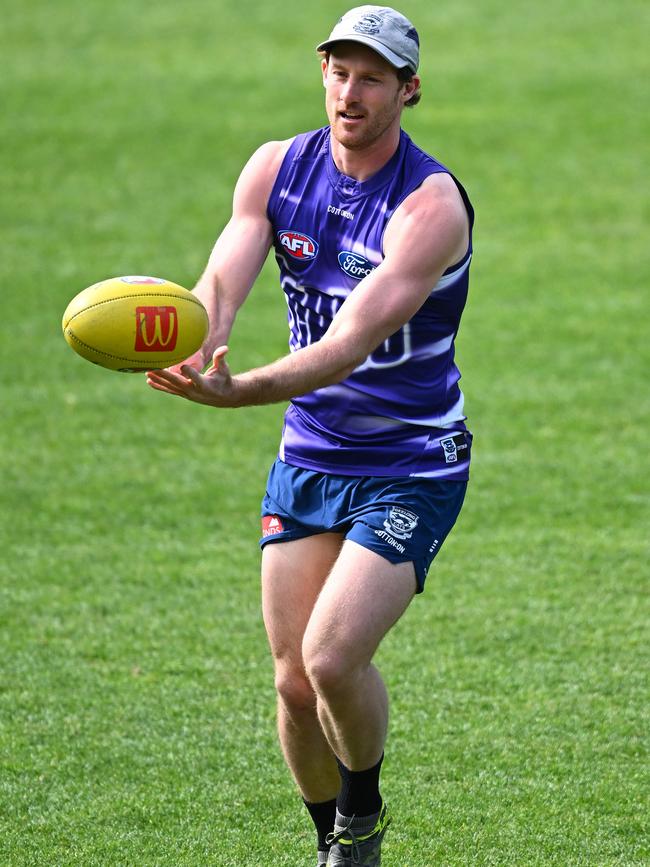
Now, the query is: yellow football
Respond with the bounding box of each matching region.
[62,276,209,372]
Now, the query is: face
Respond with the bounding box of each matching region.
[322,42,417,151]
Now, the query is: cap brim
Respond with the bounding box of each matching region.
[316,35,412,71]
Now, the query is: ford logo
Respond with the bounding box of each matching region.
[337,251,375,280]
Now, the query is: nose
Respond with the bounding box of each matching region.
[339,76,361,104]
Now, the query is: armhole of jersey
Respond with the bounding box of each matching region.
[379,166,447,257]
[446,174,475,268]
[266,135,301,224]
[451,174,475,233]
[379,168,475,263]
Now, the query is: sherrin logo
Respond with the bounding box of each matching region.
[134,306,178,352]
[338,251,375,280]
[279,230,319,260]
[121,276,166,284]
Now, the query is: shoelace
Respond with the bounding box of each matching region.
[326,815,362,864]
[326,812,391,865]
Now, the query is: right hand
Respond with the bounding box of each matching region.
[146,345,238,407]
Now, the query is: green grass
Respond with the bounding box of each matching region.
[1,0,648,864]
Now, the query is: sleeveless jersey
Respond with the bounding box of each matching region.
[266,126,474,479]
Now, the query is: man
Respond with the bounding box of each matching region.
[147,6,474,865]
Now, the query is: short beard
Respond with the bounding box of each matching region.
[330,93,402,151]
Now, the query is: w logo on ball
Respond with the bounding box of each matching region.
[134,306,178,352]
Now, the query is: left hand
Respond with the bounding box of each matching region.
[146,346,237,407]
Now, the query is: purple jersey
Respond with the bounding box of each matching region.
[267,126,474,479]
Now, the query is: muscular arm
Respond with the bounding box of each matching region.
[149,171,469,407]
[150,139,289,372]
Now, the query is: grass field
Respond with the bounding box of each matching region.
[1,0,649,864]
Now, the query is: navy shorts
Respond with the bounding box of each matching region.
[260,459,468,593]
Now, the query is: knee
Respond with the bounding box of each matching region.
[303,645,354,699]
[274,663,317,713]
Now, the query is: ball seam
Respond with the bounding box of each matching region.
[65,292,205,327]
[64,330,189,366]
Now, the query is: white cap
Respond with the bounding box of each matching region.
[317,6,419,74]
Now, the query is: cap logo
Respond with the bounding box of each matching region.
[353,13,383,35]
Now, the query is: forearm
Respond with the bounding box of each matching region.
[191,215,273,365]
[227,333,364,407]
[222,271,418,407]
[190,269,235,355]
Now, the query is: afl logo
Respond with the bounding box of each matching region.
[338,251,375,280]
[279,230,319,260]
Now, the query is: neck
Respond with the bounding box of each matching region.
[328,126,402,181]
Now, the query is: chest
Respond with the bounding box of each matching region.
[269,159,395,297]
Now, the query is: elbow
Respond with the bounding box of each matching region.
[324,342,371,385]
[319,324,386,385]
[334,361,361,383]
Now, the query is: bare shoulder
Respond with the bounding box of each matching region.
[234,138,294,210]
[398,172,467,224]
[245,138,294,176]
[385,172,469,269]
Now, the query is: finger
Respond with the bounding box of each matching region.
[148,367,192,387]
[147,367,193,390]
[146,377,190,397]
[208,345,229,371]
[179,363,204,385]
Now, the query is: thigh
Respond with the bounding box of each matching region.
[302,539,417,671]
[346,477,468,593]
[261,533,344,666]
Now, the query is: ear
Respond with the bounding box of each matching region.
[402,74,421,103]
[321,56,328,87]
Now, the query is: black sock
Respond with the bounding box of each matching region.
[335,753,384,818]
[304,797,337,852]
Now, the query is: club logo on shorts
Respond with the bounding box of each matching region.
[262,515,284,537]
[337,251,375,280]
[278,230,319,260]
[134,306,178,351]
[383,507,419,540]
